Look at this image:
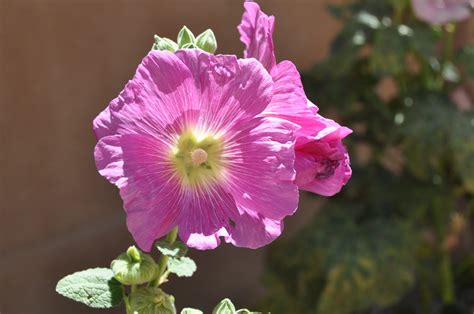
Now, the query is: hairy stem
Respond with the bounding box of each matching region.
[123,289,132,314]
[153,227,179,287]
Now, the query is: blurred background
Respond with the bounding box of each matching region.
[1,0,474,313]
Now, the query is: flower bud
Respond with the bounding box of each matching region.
[181,43,198,49]
[195,29,217,54]
[212,298,236,314]
[152,35,178,52]
[177,26,195,48]
[111,246,158,285]
[130,287,176,314]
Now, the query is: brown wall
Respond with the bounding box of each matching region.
[1,1,341,313]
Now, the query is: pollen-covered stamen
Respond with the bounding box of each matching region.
[190,148,208,165]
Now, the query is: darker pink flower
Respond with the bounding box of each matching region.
[93,49,299,251]
[238,2,352,196]
[411,0,473,25]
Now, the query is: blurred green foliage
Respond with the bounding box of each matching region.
[263,1,474,313]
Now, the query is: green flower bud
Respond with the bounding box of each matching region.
[111,246,158,285]
[130,287,176,314]
[152,35,178,52]
[177,26,195,48]
[195,29,217,54]
[181,43,198,49]
[212,298,236,314]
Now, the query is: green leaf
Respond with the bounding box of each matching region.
[212,298,236,314]
[442,62,460,83]
[177,26,196,48]
[181,308,204,314]
[56,268,123,308]
[355,11,380,29]
[130,287,176,314]
[409,26,438,57]
[327,4,346,19]
[400,93,456,180]
[167,256,197,277]
[451,112,474,193]
[264,205,416,314]
[456,45,474,79]
[371,26,409,75]
[156,240,188,258]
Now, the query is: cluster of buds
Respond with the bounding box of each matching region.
[153,26,217,53]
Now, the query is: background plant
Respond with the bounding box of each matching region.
[263,0,474,313]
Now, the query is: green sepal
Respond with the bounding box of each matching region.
[111,245,158,285]
[130,287,176,314]
[167,256,197,277]
[181,43,198,49]
[55,268,123,308]
[177,26,196,48]
[152,35,179,52]
[195,29,217,53]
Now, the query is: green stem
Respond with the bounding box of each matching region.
[123,289,132,314]
[153,227,178,287]
[440,251,455,304]
[433,205,455,304]
[442,23,456,64]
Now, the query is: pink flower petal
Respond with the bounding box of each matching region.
[224,210,283,249]
[295,149,351,197]
[411,0,472,25]
[106,50,200,141]
[93,104,115,140]
[177,184,239,250]
[224,117,299,221]
[94,134,180,251]
[238,2,276,72]
[175,49,274,134]
[264,61,322,138]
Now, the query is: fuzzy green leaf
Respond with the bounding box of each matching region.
[167,256,197,277]
[56,268,123,308]
[181,308,203,314]
[156,241,188,258]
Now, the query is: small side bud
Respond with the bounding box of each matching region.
[130,287,176,314]
[177,26,195,48]
[152,35,178,52]
[195,29,217,53]
[111,245,158,285]
[127,246,141,263]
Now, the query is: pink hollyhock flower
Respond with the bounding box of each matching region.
[411,0,473,25]
[93,49,299,251]
[239,2,352,196]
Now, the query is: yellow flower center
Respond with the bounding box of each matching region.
[170,130,224,187]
